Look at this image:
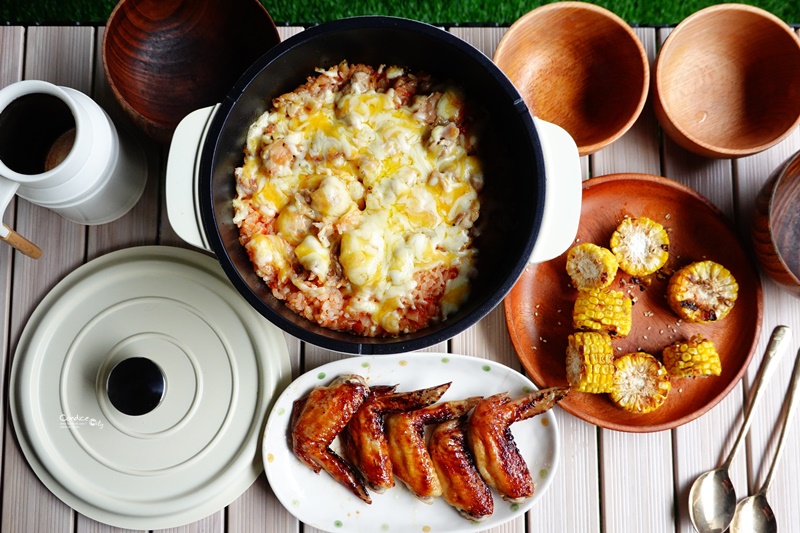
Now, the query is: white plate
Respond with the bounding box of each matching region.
[262,352,560,533]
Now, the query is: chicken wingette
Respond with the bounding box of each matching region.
[290,374,371,503]
[467,387,568,503]
[385,397,481,503]
[340,382,450,493]
[429,416,494,521]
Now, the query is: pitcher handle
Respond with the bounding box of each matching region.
[0,178,41,259]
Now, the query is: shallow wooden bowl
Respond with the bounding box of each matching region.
[493,2,649,156]
[653,4,800,158]
[752,151,800,296]
[103,0,280,143]
[505,174,763,432]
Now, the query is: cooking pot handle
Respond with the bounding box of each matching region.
[166,105,220,252]
[528,117,582,264]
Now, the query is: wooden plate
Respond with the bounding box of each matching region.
[505,174,763,432]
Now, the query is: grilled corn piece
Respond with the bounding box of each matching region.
[566,332,616,393]
[663,334,722,378]
[572,288,632,337]
[610,352,671,414]
[566,243,619,290]
[667,260,738,323]
[610,216,670,277]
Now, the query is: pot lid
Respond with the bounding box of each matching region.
[9,246,291,529]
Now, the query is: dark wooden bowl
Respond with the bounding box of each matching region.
[752,150,800,296]
[653,4,800,158]
[493,2,649,156]
[103,0,280,143]
[505,174,763,432]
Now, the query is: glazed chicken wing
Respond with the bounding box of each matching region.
[429,416,494,521]
[341,382,451,493]
[291,374,371,503]
[386,397,481,503]
[467,387,568,503]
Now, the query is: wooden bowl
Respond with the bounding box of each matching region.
[493,2,649,156]
[752,150,800,296]
[505,174,763,432]
[103,0,280,143]
[653,4,800,158]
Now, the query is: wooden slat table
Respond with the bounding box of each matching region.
[2,23,800,533]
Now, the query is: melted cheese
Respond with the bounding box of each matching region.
[234,63,482,333]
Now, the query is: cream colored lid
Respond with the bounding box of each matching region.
[10,246,291,529]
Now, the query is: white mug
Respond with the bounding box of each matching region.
[0,80,147,258]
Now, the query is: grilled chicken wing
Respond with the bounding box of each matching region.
[467,387,568,503]
[291,374,371,503]
[429,416,494,521]
[386,397,481,503]
[341,382,451,492]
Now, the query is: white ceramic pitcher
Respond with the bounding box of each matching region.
[0,80,148,258]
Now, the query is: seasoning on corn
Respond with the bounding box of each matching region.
[572,288,632,337]
[566,332,616,393]
[663,334,722,378]
[610,216,670,277]
[610,352,671,414]
[667,260,738,323]
[566,243,619,291]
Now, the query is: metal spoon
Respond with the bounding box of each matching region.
[688,325,792,533]
[729,346,800,533]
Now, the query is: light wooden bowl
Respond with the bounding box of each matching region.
[493,2,649,156]
[752,151,800,296]
[653,4,800,158]
[103,0,280,143]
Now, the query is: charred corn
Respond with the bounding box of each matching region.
[610,352,671,414]
[566,243,619,290]
[667,260,738,323]
[610,216,670,277]
[663,334,722,378]
[566,332,616,393]
[572,288,632,337]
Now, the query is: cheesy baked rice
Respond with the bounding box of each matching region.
[233,62,483,336]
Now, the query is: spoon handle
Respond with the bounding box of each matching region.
[723,325,792,468]
[759,346,800,495]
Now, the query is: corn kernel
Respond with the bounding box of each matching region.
[611,352,671,414]
[566,332,616,393]
[663,334,722,378]
[573,288,632,337]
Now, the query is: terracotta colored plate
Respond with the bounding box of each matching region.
[505,173,763,432]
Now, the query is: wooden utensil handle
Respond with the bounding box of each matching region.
[2,226,42,259]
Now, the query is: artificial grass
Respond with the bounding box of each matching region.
[2,0,800,26]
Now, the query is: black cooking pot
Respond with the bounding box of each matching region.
[167,16,581,354]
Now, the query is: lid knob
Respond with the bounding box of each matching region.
[107,357,166,416]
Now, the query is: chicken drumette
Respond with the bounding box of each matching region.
[290,374,371,503]
[340,382,451,493]
[467,387,568,503]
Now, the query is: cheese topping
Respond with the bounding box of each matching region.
[234,62,483,336]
